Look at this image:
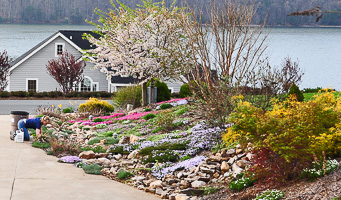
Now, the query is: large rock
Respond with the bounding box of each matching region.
[79,150,96,159]
[191,180,206,188]
[226,149,236,156]
[130,135,139,143]
[98,158,111,166]
[128,150,140,159]
[180,188,205,196]
[118,136,130,144]
[221,161,230,172]
[150,180,163,188]
[236,160,249,169]
[232,163,243,177]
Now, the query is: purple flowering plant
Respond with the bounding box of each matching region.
[58,156,82,163]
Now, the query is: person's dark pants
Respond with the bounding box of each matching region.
[17,119,30,141]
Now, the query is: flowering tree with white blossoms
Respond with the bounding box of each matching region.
[84,0,191,106]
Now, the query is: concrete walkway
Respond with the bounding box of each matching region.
[0,115,160,200]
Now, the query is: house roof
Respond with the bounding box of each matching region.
[59,30,100,50]
[9,30,100,72]
[111,76,138,84]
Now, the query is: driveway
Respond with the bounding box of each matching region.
[0,115,159,200]
[0,100,112,115]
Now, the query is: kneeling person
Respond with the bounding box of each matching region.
[17,116,51,141]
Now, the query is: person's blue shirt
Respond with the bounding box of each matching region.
[25,117,42,129]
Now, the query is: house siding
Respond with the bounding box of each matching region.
[164,79,183,93]
[10,36,108,92]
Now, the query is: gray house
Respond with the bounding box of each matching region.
[9,30,183,93]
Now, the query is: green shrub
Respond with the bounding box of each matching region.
[159,103,172,110]
[146,134,167,142]
[156,110,175,131]
[229,174,255,191]
[112,85,142,109]
[144,108,152,112]
[103,138,119,145]
[82,163,103,175]
[142,113,157,120]
[139,142,188,156]
[142,150,178,163]
[147,78,171,102]
[62,107,72,113]
[10,91,27,97]
[88,138,101,145]
[95,124,107,129]
[254,189,285,200]
[179,83,192,98]
[0,91,10,98]
[287,83,304,102]
[107,145,131,154]
[93,118,104,122]
[33,92,44,98]
[79,146,106,153]
[117,171,134,180]
[48,91,63,98]
[175,107,187,115]
[32,141,51,149]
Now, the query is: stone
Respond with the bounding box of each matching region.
[232,163,243,177]
[130,135,139,143]
[137,185,145,190]
[112,154,122,160]
[177,172,184,179]
[227,157,235,165]
[221,161,230,172]
[96,153,108,158]
[98,158,111,166]
[191,180,206,188]
[236,160,249,169]
[200,167,215,174]
[79,150,96,159]
[236,149,243,154]
[246,153,255,161]
[236,144,242,149]
[128,150,140,159]
[144,188,155,193]
[226,149,236,156]
[121,160,134,166]
[132,176,146,182]
[213,172,220,179]
[208,155,221,162]
[198,175,211,182]
[179,188,205,196]
[174,194,190,200]
[150,180,163,189]
[118,136,130,144]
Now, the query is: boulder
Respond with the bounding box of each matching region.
[128,150,140,159]
[208,155,221,162]
[221,161,230,172]
[79,150,96,159]
[226,149,236,156]
[191,180,206,188]
[112,154,122,160]
[150,180,164,189]
[236,160,249,169]
[118,136,130,144]
[130,135,139,143]
[232,163,243,177]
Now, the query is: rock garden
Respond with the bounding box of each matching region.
[29,90,341,200]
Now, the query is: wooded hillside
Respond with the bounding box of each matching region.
[0,0,341,26]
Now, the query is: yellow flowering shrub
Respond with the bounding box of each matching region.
[223,91,341,160]
[223,91,341,185]
[79,98,114,114]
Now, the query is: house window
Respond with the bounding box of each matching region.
[55,43,65,57]
[74,77,98,92]
[26,78,38,92]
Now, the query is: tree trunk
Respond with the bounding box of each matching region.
[142,82,147,106]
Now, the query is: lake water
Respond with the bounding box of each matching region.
[1,24,341,90]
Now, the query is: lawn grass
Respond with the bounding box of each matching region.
[304,91,341,102]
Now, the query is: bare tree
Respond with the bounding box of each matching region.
[46,51,86,93]
[178,0,304,125]
[0,50,11,91]
[288,6,341,22]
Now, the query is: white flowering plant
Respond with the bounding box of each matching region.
[229,173,255,191]
[253,189,285,200]
[301,159,339,180]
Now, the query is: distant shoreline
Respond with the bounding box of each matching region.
[1,22,341,28]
